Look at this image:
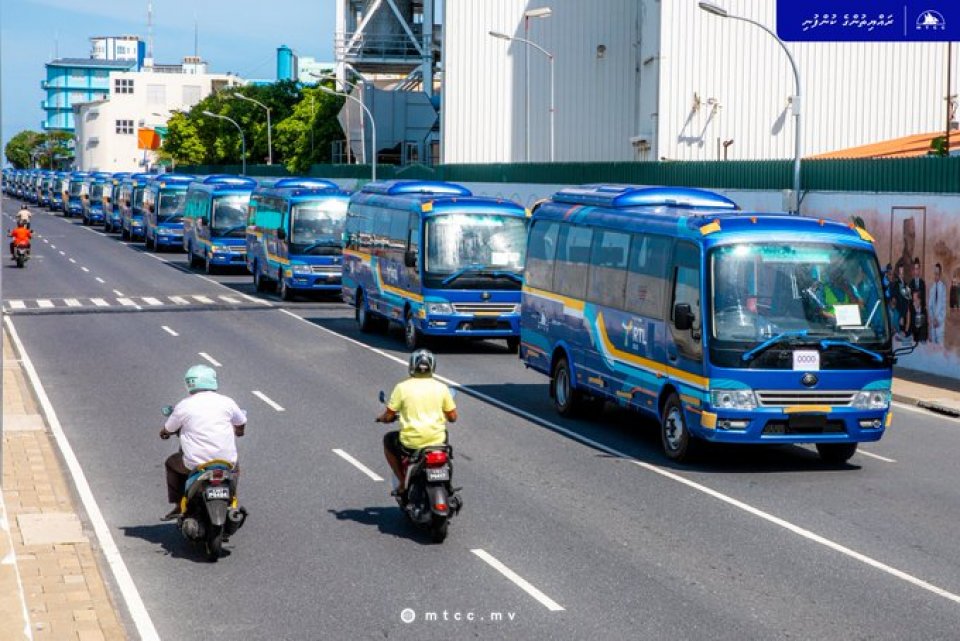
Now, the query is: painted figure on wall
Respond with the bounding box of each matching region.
[929,262,947,345]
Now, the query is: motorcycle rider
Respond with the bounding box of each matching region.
[377,349,457,496]
[9,221,32,259]
[159,365,247,521]
[16,205,31,229]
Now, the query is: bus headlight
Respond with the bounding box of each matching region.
[212,245,228,253]
[710,389,758,410]
[852,390,890,410]
[291,264,313,276]
[426,302,453,315]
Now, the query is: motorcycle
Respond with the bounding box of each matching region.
[377,391,462,543]
[161,406,247,561]
[13,242,29,268]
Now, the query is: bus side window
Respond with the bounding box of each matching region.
[526,220,559,291]
[625,234,670,320]
[553,224,593,300]
[669,242,702,361]
[587,229,630,309]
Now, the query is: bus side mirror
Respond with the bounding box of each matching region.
[277,228,287,241]
[674,303,694,331]
[404,250,417,268]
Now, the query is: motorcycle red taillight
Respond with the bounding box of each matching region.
[210,469,225,485]
[424,451,448,467]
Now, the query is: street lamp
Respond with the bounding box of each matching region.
[202,110,246,175]
[489,30,555,162]
[231,93,272,165]
[523,7,552,162]
[317,84,377,182]
[310,71,365,165]
[699,1,802,212]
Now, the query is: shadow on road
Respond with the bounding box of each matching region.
[120,523,233,563]
[328,507,439,545]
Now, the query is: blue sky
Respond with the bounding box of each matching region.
[1,0,335,146]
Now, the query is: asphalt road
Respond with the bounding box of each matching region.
[3,199,960,640]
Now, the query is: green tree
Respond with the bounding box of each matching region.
[274,86,344,173]
[159,112,207,166]
[930,136,949,156]
[39,131,73,169]
[5,130,44,168]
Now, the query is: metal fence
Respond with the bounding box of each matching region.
[177,157,960,193]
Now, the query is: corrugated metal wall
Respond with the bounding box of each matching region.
[661,0,960,161]
[442,0,642,163]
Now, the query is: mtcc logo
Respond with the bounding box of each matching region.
[916,10,946,30]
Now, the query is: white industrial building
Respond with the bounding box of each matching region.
[73,59,243,171]
[442,0,960,163]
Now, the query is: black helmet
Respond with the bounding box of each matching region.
[408,349,436,377]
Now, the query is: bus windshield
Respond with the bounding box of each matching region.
[69,182,84,196]
[89,184,104,200]
[211,195,249,237]
[290,199,347,254]
[710,242,890,351]
[158,191,186,221]
[424,213,527,289]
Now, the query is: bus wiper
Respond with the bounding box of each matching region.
[819,340,884,363]
[442,264,522,285]
[214,225,246,236]
[741,330,818,363]
[301,239,340,253]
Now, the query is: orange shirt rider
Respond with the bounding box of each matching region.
[9,226,32,257]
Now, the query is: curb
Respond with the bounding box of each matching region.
[893,392,960,418]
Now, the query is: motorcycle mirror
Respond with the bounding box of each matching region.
[450,389,458,399]
[378,391,386,404]
[161,405,174,417]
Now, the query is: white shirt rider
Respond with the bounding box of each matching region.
[164,391,246,469]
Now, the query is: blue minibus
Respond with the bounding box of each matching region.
[37,172,55,207]
[80,172,113,225]
[63,172,90,217]
[117,173,155,240]
[520,184,898,464]
[183,175,259,271]
[142,174,196,251]
[102,173,131,232]
[51,172,68,211]
[246,178,349,298]
[342,180,528,351]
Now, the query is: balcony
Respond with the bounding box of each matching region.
[335,31,424,73]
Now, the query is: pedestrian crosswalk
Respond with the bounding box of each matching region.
[2,293,273,313]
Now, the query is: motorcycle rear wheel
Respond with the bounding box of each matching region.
[429,515,448,543]
[204,528,223,562]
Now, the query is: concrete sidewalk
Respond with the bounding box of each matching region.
[2,328,127,641]
[893,367,960,418]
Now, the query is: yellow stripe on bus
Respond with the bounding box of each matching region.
[783,405,832,414]
[522,285,585,312]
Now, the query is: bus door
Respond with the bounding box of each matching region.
[276,200,291,265]
[553,224,594,376]
[405,212,421,292]
[667,242,705,381]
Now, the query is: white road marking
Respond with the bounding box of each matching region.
[471,549,565,612]
[50,245,56,249]
[332,449,384,482]
[117,298,137,307]
[161,325,179,337]
[192,295,214,304]
[169,296,190,305]
[58,250,65,256]
[198,352,222,367]
[113,289,124,297]
[95,277,105,283]
[91,298,109,307]
[68,258,76,264]
[276,308,960,609]
[4,317,161,641]
[81,267,89,272]
[218,295,240,304]
[194,274,220,286]
[42,238,49,244]
[252,390,285,412]
[858,450,897,463]
[242,294,272,306]
[8,300,26,309]
[145,253,167,263]
[142,297,163,306]
[64,299,82,307]
[0,491,34,640]
[36,300,54,309]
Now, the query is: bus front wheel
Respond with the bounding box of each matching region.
[816,442,857,465]
[357,293,378,333]
[404,311,421,350]
[253,264,269,292]
[551,357,584,417]
[661,393,696,462]
[506,337,520,353]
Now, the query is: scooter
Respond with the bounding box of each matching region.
[12,242,30,268]
[161,406,247,562]
[377,391,462,543]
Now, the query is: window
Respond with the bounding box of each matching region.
[114,78,134,94]
[182,85,202,106]
[670,242,702,360]
[588,230,631,309]
[625,235,671,319]
[553,224,593,299]
[525,220,559,290]
[115,119,134,135]
[146,84,166,105]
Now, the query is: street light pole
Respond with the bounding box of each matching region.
[202,110,246,175]
[311,72,365,165]
[231,93,272,165]
[489,30,555,162]
[317,85,377,182]
[521,7,552,162]
[699,1,802,213]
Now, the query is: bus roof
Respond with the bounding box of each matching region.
[253,185,349,201]
[271,177,338,190]
[199,174,258,187]
[553,185,738,210]
[360,180,472,197]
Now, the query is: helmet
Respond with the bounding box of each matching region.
[184,364,218,393]
[408,349,436,377]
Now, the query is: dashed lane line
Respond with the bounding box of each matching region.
[332,449,384,482]
[161,326,179,337]
[471,549,565,612]
[198,352,222,367]
[252,390,285,412]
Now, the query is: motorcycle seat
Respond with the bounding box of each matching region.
[184,460,235,494]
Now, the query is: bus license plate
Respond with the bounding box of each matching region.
[425,467,450,482]
[205,486,230,500]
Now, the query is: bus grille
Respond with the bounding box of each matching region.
[452,303,518,315]
[310,265,340,274]
[755,391,856,407]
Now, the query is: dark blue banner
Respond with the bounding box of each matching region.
[776,1,960,41]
